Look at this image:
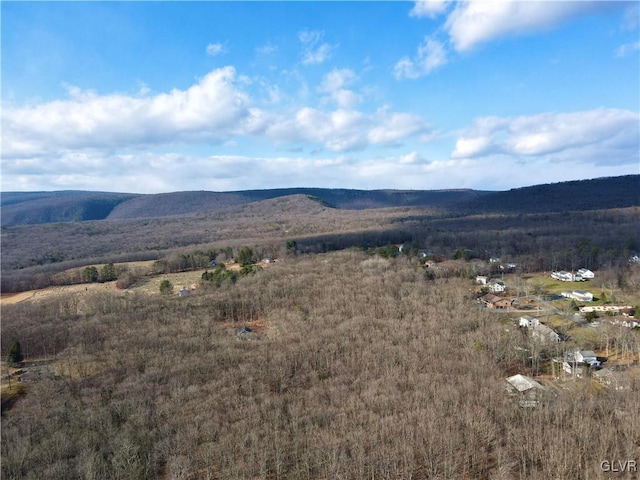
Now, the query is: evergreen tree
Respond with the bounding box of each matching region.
[82,266,99,283]
[159,280,174,295]
[237,246,255,267]
[100,263,117,282]
[6,339,24,365]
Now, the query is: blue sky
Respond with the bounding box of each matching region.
[2,1,639,193]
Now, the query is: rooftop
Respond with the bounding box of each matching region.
[506,374,545,393]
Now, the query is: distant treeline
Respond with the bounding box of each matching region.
[2,205,638,293]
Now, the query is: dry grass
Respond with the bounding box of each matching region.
[1,261,277,306]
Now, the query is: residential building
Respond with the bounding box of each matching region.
[561,290,594,302]
[580,305,632,314]
[531,323,561,343]
[518,315,539,328]
[480,294,511,309]
[571,349,600,367]
[551,271,574,282]
[576,268,595,279]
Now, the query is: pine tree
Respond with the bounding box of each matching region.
[6,339,24,365]
[159,280,174,295]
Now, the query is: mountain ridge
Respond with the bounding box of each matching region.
[1,175,637,226]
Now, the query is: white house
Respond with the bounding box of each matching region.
[552,271,574,282]
[488,280,506,293]
[561,290,594,302]
[574,350,600,367]
[475,275,489,285]
[518,315,539,328]
[577,268,594,279]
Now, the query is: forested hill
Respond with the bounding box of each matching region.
[0,191,138,226]
[1,188,485,225]
[104,188,485,220]
[2,175,637,226]
[453,175,640,214]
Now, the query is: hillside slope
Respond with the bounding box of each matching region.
[1,188,485,225]
[454,175,640,214]
[0,191,138,225]
[106,188,485,220]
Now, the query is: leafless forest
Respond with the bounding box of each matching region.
[2,200,639,293]
[2,251,639,479]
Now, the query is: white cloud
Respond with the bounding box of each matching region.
[444,1,606,52]
[1,65,434,162]
[452,108,640,166]
[452,136,494,159]
[2,67,256,158]
[318,69,360,108]
[298,29,335,65]
[303,43,333,65]
[410,0,451,18]
[206,43,226,56]
[264,105,431,153]
[368,109,430,145]
[394,36,447,79]
[265,107,369,152]
[4,145,637,194]
[615,41,640,58]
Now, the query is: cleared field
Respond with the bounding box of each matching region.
[0,282,117,306]
[0,261,276,305]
